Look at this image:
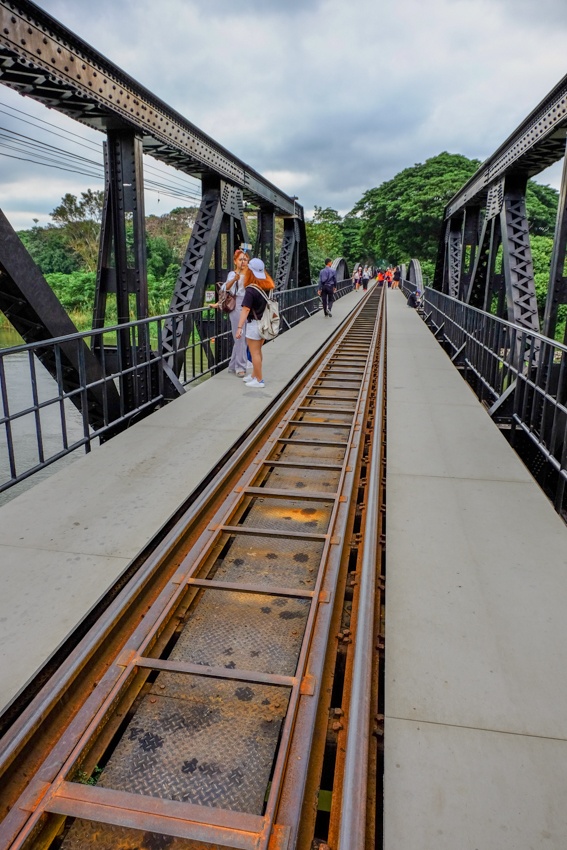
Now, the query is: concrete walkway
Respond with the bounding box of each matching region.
[384,288,567,848]
[0,288,363,715]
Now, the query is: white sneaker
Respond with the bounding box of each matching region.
[246,378,265,388]
[243,374,255,383]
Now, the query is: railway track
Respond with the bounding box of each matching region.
[0,287,386,850]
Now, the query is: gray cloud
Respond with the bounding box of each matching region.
[1,0,567,229]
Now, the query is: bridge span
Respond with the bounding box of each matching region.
[0,284,566,849]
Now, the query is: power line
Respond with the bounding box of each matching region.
[0,95,203,200]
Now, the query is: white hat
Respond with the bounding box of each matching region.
[249,257,267,280]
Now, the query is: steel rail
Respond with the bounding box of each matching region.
[271,292,386,849]
[0,289,384,850]
[0,297,362,835]
[0,0,298,214]
[338,282,387,849]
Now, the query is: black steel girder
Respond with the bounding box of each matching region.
[0,0,300,217]
[499,174,539,330]
[445,74,567,218]
[275,218,300,290]
[543,140,567,341]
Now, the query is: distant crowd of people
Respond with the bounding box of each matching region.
[351,264,402,290]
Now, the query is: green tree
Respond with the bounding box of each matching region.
[18,224,82,274]
[145,206,198,263]
[50,190,104,271]
[340,213,365,269]
[305,206,344,280]
[353,152,481,266]
[525,182,558,236]
[45,271,97,311]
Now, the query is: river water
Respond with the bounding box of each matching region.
[0,326,89,507]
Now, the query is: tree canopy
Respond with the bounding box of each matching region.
[353,152,481,268]
[351,152,560,277]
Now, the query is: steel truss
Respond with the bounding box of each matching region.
[436,72,567,333]
[0,0,312,416]
[0,1,298,215]
[544,139,567,341]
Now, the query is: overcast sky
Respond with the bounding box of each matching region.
[1,0,567,230]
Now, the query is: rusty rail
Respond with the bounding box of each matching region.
[0,286,387,850]
[338,286,386,849]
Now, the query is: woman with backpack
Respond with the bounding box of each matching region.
[235,257,275,389]
[214,248,250,376]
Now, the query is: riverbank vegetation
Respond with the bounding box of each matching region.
[2,151,562,338]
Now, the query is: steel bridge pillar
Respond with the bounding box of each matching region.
[460,206,480,301]
[442,214,464,297]
[161,178,249,381]
[92,130,151,412]
[499,173,540,332]
[544,140,567,341]
[256,209,276,277]
[274,211,311,290]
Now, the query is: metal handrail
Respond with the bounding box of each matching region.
[0,279,354,496]
[405,282,567,517]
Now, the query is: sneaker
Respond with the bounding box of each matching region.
[246,378,265,388]
[328,311,332,317]
[243,374,255,383]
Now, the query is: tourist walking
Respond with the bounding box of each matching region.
[353,264,362,291]
[318,258,337,317]
[236,258,275,389]
[362,266,371,291]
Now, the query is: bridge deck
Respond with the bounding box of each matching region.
[385,289,567,847]
[0,288,362,717]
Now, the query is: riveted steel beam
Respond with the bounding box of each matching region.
[460,206,480,300]
[544,139,567,341]
[0,0,300,217]
[445,74,567,218]
[500,174,540,330]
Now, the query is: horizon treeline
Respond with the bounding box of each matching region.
[13,151,562,332]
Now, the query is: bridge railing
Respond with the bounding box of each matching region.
[0,278,353,497]
[403,280,567,518]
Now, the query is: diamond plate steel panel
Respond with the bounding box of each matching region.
[170,590,309,676]
[241,497,333,534]
[273,443,346,463]
[297,410,353,426]
[63,819,227,850]
[211,533,324,590]
[284,423,349,443]
[262,464,342,494]
[311,387,358,399]
[306,396,357,410]
[89,678,289,814]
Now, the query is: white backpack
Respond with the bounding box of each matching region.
[250,285,280,340]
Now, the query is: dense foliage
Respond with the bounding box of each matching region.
[353,152,482,268]
[10,156,563,331]
[15,198,203,327]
